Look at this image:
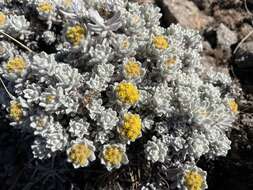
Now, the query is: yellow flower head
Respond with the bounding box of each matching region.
[197,110,208,117]
[121,39,130,49]
[66,25,86,46]
[36,118,46,129]
[37,2,53,13]
[116,82,140,105]
[46,95,55,103]
[120,113,142,141]
[228,99,238,113]
[165,58,176,67]
[124,61,141,78]
[6,57,26,73]
[184,171,204,190]
[103,146,123,166]
[132,15,140,24]
[69,144,92,166]
[9,101,23,122]
[152,35,169,50]
[0,12,6,26]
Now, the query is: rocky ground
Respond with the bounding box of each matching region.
[0,0,253,189]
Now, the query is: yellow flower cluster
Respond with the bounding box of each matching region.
[165,58,176,67]
[121,39,130,49]
[228,100,238,113]
[69,144,92,166]
[0,12,6,26]
[124,61,141,78]
[46,95,55,103]
[152,35,169,50]
[9,101,23,121]
[37,2,53,13]
[6,57,26,73]
[36,118,46,129]
[184,171,204,190]
[120,113,142,141]
[66,25,86,46]
[103,146,123,165]
[132,15,140,24]
[116,82,140,105]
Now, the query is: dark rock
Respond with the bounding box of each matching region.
[233,41,253,91]
[203,27,218,48]
[247,0,253,4]
[216,0,243,8]
[161,0,213,30]
[234,41,253,68]
[246,127,253,143]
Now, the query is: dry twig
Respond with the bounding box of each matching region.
[0,31,33,53]
[233,30,253,54]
